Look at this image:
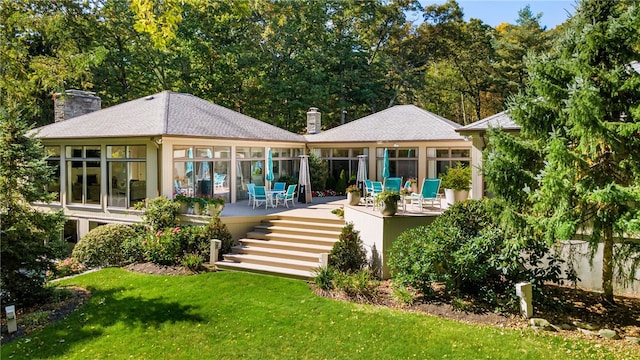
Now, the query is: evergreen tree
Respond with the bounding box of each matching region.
[0,106,66,307]
[484,0,640,303]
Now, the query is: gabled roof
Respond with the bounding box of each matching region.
[305,105,464,143]
[456,111,520,133]
[32,91,306,142]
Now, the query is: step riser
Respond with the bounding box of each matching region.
[272,216,344,226]
[246,233,338,246]
[253,227,341,238]
[234,248,320,262]
[223,255,320,271]
[264,221,345,232]
[238,239,333,253]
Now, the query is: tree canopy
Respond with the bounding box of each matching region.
[1,0,557,129]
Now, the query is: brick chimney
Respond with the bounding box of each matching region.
[306,107,321,134]
[53,89,101,122]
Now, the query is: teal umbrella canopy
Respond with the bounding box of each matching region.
[185,148,194,178]
[265,148,274,189]
[382,148,390,180]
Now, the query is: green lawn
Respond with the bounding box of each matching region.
[1,269,627,359]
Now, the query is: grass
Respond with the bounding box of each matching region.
[1,268,630,359]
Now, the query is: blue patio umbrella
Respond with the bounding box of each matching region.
[382,148,390,180]
[185,148,194,178]
[265,148,274,189]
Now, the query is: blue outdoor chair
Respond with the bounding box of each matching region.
[246,183,256,207]
[276,184,297,208]
[406,178,441,211]
[253,185,268,209]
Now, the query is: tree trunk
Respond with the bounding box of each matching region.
[602,226,614,303]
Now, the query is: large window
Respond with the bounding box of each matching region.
[174,146,231,202]
[376,147,418,180]
[318,148,368,183]
[45,146,61,202]
[426,148,470,178]
[66,146,101,205]
[107,145,146,208]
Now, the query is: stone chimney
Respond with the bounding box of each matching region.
[306,107,321,134]
[53,89,101,122]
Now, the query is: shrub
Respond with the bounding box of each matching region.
[392,284,417,306]
[72,224,136,267]
[313,266,335,290]
[181,252,204,271]
[325,176,337,191]
[309,153,328,191]
[141,227,184,265]
[440,162,472,191]
[333,269,379,301]
[335,169,347,194]
[348,175,357,186]
[138,196,180,231]
[388,199,564,309]
[329,222,367,273]
[199,217,234,260]
[48,257,87,280]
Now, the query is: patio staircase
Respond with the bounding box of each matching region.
[216,213,345,279]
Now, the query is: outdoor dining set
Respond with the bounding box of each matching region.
[362,177,442,213]
[246,182,297,209]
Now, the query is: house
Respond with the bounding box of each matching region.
[33,90,470,241]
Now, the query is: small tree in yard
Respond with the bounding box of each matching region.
[0,106,66,307]
[483,0,640,303]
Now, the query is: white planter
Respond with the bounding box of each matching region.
[444,189,469,205]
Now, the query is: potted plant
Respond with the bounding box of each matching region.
[346,185,361,206]
[173,194,192,214]
[376,190,400,216]
[206,196,225,216]
[192,197,207,215]
[440,163,471,205]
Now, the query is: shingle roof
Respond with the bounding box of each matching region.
[32,91,306,142]
[456,111,520,133]
[305,105,464,143]
[630,61,640,74]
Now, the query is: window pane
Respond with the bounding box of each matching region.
[236,147,250,159]
[67,146,83,158]
[319,149,331,157]
[129,163,146,206]
[108,162,127,207]
[213,160,230,202]
[108,146,126,158]
[196,147,212,158]
[46,160,60,201]
[251,148,263,158]
[214,146,230,159]
[436,160,450,177]
[291,148,302,157]
[333,149,348,157]
[68,161,83,203]
[86,161,101,204]
[451,149,470,158]
[173,146,192,159]
[46,146,61,157]
[436,149,449,158]
[351,148,365,156]
[128,146,146,158]
[397,148,417,158]
[85,146,101,158]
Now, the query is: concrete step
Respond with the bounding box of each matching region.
[253,225,341,238]
[264,219,345,232]
[238,238,334,253]
[232,245,323,262]
[215,260,314,279]
[222,253,321,272]
[270,214,345,226]
[245,231,339,246]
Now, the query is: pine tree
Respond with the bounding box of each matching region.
[0,106,66,307]
[484,0,640,303]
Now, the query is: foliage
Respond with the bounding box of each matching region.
[329,222,367,273]
[325,176,337,191]
[345,185,360,194]
[388,199,565,308]
[332,269,379,301]
[138,196,181,231]
[483,0,640,303]
[312,266,335,291]
[391,284,417,306]
[141,227,184,265]
[277,175,298,186]
[181,252,204,271]
[439,162,471,190]
[0,106,66,307]
[72,224,136,268]
[375,190,401,203]
[309,153,328,191]
[199,216,234,259]
[48,257,87,280]
[330,207,344,219]
[335,169,347,194]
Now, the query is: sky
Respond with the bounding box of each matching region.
[414,0,577,29]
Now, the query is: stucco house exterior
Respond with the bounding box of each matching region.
[33,90,470,240]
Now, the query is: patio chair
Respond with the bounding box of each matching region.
[273,182,286,192]
[406,178,441,211]
[384,177,402,193]
[276,184,297,208]
[253,185,268,209]
[365,181,384,208]
[214,173,226,189]
[246,183,256,207]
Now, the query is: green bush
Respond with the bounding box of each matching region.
[199,217,234,260]
[313,266,336,290]
[335,170,347,194]
[329,222,367,273]
[388,199,563,308]
[333,269,379,301]
[181,252,204,271]
[348,175,357,186]
[141,227,184,265]
[325,176,337,191]
[72,224,136,267]
[138,196,181,231]
[309,153,328,191]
